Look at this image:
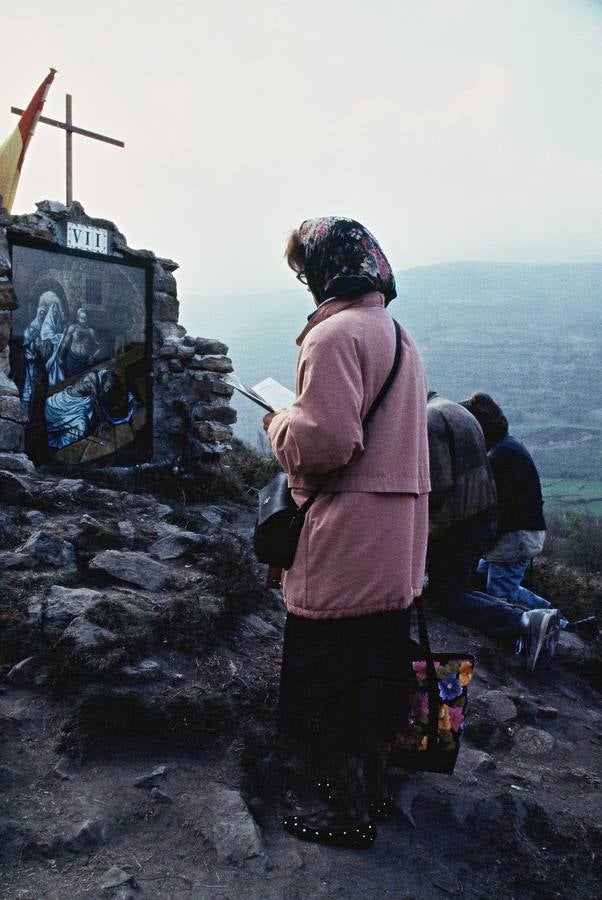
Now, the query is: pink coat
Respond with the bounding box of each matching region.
[268,292,431,620]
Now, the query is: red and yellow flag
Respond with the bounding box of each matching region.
[0,69,56,213]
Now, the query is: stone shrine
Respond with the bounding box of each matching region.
[0,199,236,468]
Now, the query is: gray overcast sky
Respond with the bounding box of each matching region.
[2,0,601,304]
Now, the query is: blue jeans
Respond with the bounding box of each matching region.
[476,558,566,628]
[427,514,525,643]
[476,559,550,610]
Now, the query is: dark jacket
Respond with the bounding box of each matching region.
[427,395,497,539]
[488,434,546,535]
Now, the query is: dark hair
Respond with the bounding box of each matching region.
[459,392,508,449]
[284,229,306,275]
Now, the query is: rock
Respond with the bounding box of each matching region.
[514,696,540,724]
[478,690,518,723]
[197,507,224,529]
[0,372,19,396]
[54,477,87,497]
[0,309,11,350]
[150,787,172,804]
[537,705,559,720]
[100,866,136,892]
[157,256,179,272]
[240,614,279,639]
[24,509,44,525]
[514,726,555,756]
[120,659,164,682]
[18,530,77,570]
[157,291,179,322]
[0,452,34,473]
[177,343,195,359]
[66,818,111,852]
[29,585,105,630]
[6,655,44,686]
[203,786,266,868]
[89,550,171,590]
[0,765,22,788]
[0,420,24,453]
[149,530,204,560]
[36,199,67,215]
[0,394,27,423]
[117,520,136,546]
[157,321,186,341]
[153,263,177,296]
[0,469,32,504]
[134,764,172,788]
[54,755,79,781]
[454,746,496,780]
[73,514,125,550]
[194,354,233,374]
[193,371,234,398]
[0,816,28,864]
[60,616,117,652]
[0,278,17,310]
[0,550,33,570]
[195,337,228,356]
[0,511,18,545]
[190,400,237,426]
[196,421,233,442]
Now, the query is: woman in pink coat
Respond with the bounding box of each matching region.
[264,217,430,848]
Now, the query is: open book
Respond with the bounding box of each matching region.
[224,374,295,413]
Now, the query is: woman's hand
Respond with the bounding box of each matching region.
[263,411,277,432]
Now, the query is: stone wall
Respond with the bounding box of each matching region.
[0,199,235,467]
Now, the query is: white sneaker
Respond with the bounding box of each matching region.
[523,609,560,674]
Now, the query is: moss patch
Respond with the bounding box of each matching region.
[59,685,234,758]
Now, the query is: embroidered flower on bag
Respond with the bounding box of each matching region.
[459,660,474,686]
[448,705,465,733]
[438,673,463,702]
[438,704,452,732]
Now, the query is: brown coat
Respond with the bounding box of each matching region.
[267,292,430,619]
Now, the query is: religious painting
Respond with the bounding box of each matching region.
[8,241,152,465]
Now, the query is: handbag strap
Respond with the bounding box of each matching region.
[414,597,440,749]
[295,319,403,521]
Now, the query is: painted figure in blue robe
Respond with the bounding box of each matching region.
[46,368,135,450]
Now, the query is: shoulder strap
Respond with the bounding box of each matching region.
[296,319,403,519]
[414,597,440,749]
[363,319,402,427]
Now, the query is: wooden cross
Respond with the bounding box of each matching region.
[11,93,125,205]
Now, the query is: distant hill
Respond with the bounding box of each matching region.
[183,261,602,478]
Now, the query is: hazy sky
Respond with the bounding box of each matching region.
[2,0,601,306]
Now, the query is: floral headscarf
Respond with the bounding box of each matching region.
[298,217,397,306]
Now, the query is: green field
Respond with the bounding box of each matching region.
[541,479,602,516]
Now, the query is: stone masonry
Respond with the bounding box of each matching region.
[0,198,236,466]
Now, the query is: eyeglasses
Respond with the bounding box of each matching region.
[295,270,308,285]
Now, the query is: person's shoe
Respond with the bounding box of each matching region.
[283,814,377,849]
[523,609,560,673]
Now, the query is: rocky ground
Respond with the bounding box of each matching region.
[1,455,601,900]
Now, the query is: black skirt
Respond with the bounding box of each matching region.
[278,608,412,761]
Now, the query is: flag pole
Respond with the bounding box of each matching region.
[66,93,72,205]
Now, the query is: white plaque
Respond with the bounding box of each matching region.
[67,222,108,255]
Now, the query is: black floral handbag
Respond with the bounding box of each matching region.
[254,320,402,570]
[390,598,475,775]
